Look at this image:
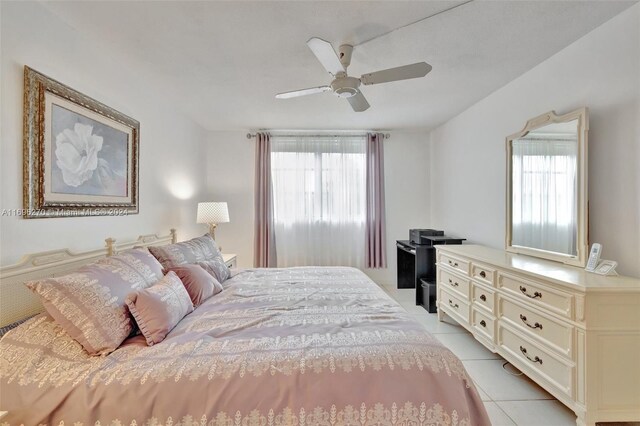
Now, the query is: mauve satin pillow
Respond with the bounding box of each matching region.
[125,271,194,346]
[168,264,223,306]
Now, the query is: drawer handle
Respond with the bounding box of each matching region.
[479,271,486,278]
[448,279,459,287]
[448,260,459,267]
[519,286,542,299]
[519,346,543,364]
[448,300,459,309]
[519,314,543,330]
[479,320,486,327]
[479,294,487,302]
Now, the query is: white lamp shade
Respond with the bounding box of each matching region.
[197,202,230,224]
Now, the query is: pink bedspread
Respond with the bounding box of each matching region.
[0,267,489,425]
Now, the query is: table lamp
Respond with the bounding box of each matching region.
[197,202,229,240]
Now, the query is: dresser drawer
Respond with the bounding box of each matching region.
[439,252,470,275]
[440,287,470,326]
[498,296,573,358]
[471,263,496,286]
[498,323,573,397]
[472,282,495,312]
[472,307,495,342]
[438,268,470,299]
[498,272,573,318]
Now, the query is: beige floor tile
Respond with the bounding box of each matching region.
[397,300,427,314]
[397,300,419,309]
[496,400,576,426]
[394,293,416,301]
[400,302,427,315]
[376,283,390,291]
[462,360,554,401]
[483,402,516,425]
[473,382,491,402]
[410,312,467,334]
[393,296,417,306]
[434,332,502,360]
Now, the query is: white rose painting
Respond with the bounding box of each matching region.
[24,66,138,218]
[51,104,128,197]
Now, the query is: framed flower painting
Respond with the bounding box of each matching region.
[23,66,139,218]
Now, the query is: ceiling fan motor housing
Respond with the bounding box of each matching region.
[331,76,360,98]
[338,44,353,67]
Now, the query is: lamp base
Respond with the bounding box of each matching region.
[208,223,217,240]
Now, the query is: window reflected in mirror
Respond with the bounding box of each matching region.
[506,108,588,267]
[511,120,579,256]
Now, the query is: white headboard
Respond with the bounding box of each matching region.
[0,229,177,327]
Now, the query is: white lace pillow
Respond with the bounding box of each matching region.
[25,248,164,356]
[149,234,220,270]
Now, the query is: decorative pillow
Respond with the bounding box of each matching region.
[149,234,221,270]
[168,264,223,306]
[197,257,231,283]
[25,248,163,355]
[125,271,194,346]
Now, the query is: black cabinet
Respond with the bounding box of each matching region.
[396,240,429,289]
[396,232,465,313]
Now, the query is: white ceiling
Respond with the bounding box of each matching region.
[43,1,635,132]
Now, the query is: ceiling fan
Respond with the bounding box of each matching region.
[276,37,432,112]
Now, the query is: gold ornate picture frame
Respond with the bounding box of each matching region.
[23,66,139,218]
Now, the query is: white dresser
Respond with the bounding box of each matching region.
[435,245,640,426]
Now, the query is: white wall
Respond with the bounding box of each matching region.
[205,131,431,284]
[204,131,256,268]
[429,4,640,277]
[0,2,209,264]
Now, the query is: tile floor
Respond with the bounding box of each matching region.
[377,283,639,426]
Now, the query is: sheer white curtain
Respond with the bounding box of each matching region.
[271,135,366,267]
[511,138,578,255]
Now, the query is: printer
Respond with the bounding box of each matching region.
[409,229,444,244]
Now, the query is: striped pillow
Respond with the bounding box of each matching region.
[25,248,163,356]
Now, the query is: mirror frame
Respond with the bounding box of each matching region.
[505,107,589,267]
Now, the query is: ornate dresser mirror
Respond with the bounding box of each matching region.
[506,108,589,267]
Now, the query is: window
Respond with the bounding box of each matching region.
[270,135,366,267]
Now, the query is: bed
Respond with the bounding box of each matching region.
[0,232,489,425]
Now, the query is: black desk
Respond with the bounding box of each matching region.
[396,236,466,312]
[396,240,431,289]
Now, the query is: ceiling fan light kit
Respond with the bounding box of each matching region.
[331,76,360,98]
[275,37,432,112]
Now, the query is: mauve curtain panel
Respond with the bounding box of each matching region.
[365,133,387,268]
[254,132,277,267]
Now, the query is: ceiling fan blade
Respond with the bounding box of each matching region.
[275,86,331,99]
[347,91,370,112]
[306,37,345,76]
[360,62,432,85]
